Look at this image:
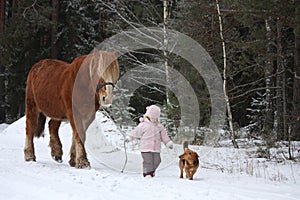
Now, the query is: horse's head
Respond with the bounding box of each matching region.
[90,49,119,108]
[96,78,115,108]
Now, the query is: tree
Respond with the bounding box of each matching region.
[0,0,5,123]
[163,0,171,107]
[293,0,300,140]
[216,0,238,148]
[51,0,58,58]
[107,81,136,129]
[0,0,52,123]
[0,0,4,32]
[275,19,287,141]
[178,0,295,142]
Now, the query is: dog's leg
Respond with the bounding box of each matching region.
[180,170,184,178]
[179,160,184,178]
[189,169,195,180]
[184,167,191,179]
[189,166,198,180]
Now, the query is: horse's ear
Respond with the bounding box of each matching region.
[89,49,103,79]
[93,47,98,55]
[97,53,103,76]
[113,50,118,59]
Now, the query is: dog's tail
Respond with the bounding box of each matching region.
[183,141,189,150]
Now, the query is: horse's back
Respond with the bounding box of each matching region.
[28,59,68,77]
[26,59,73,120]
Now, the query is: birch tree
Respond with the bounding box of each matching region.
[262,17,276,158]
[163,0,171,107]
[216,0,238,148]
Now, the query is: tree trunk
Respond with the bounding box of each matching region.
[51,0,58,58]
[276,19,286,141]
[0,0,5,32]
[0,0,5,123]
[163,0,172,108]
[293,0,300,140]
[216,0,238,148]
[98,8,106,42]
[264,17,275,138]
[0,61,5,123]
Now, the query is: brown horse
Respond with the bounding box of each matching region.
[24,48,119,168]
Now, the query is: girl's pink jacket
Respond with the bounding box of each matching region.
[128,119,172,153]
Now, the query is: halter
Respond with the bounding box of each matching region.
[96,82,115,92]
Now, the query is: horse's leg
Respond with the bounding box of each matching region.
[48,119,63,163]
[24,106,38,161]
[68,118,90,169]
[69,136,76,167]
[70,131,90,169]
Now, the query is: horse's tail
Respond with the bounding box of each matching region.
[35,113,46,138]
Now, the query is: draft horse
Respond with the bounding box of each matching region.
[24,49,119,168]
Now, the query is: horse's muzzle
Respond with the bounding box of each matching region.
[99,101,112,108]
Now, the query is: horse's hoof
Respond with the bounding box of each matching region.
[76,164,91,169]
[69,159,76,167]
[76,160,91,169]
[78,165,91,170]
[25,156,36,162]
[52,156,63,163]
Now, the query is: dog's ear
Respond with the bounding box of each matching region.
[194,158,199,166]
[179,153,185,159]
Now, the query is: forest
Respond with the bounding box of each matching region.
[0,0,300,148]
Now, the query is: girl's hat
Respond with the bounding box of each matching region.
[145,105,161,119]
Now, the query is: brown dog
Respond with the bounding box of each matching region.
[179,141,199,180]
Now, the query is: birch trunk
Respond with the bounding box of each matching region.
[163,0,171,107]
[264,18,275,138]
[216,0,238,148]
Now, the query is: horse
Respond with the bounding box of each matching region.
[24,48,119,169]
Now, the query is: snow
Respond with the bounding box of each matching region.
[0,112,300,200]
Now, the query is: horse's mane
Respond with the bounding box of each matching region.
[101,51,119,82]
[68,51,119,81]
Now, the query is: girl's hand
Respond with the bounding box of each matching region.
[166,141,173,149]
[125,135,131,143]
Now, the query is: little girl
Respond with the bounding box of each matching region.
[126,105,173,178]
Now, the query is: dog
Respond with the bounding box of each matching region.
[179,141,199,180]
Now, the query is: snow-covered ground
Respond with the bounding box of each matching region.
[0,112,300,200]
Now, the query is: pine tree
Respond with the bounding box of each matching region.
[0,0,52,123]
[107,81,135,129]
